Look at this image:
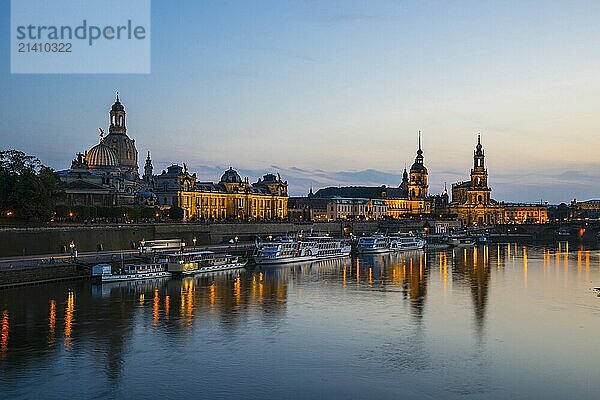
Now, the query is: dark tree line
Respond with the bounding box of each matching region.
[0,150,64,222]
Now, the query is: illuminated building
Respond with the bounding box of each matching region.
[449,135,504,226]
[58,93,151,206]
[503,203,549,224]
[450,135,548,226]
[306,133,431,220]
[569,199,600,219]
[326,197,387,220]
[155,165,288,221]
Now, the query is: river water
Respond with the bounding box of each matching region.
[1,243,599,399]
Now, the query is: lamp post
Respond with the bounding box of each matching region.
[192,236,197,249]
[180,240,186,254]
[140,239,146,255]
[234,236,239,250]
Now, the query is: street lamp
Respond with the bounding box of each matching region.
[192,236,197,249]
[140,239,146,254]
[180,240,186,254]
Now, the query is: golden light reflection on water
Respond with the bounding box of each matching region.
[64,291,74,348]
[234,276,241,304]
[48,300,56,344]
[164,295,170,319]
[1,310,8,355]
[523,246,528,287]
[152,288,160,326]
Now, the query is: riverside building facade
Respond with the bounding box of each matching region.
[155,165,288,221]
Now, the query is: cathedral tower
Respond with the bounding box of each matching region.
[408,131,429,200]
[469,134,490,204]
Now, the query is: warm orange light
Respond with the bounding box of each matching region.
[152,289,160,325]
[49,300,56,342]
[1,310,9,354]
[64,291,74,348]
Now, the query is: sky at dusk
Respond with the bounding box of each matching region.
[1,0,599,202]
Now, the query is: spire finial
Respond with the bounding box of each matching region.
[478,133,481,145]
[116,91,120,102]
[418,130,422,150]
[147,150,151,159]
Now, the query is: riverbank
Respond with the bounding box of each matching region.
[0,220,596,258]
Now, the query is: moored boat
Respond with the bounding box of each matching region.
[389,234,426,251]
[93,262,171,283]
[167,251,246,275]
[253,235,351,265]
[357,234,390,254]
[357,233,425,253]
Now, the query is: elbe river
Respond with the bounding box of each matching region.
[1,243,599,399]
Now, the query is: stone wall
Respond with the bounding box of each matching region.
[0,264,88,288]
[0,220,446,257]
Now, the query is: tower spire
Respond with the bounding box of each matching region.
[116,91,120,102]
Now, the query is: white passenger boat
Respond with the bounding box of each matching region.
[389,234,426,251]
[357,234,390,254]
[253,236,351,265]
[93,262,171,283]
[357,234,425,254]
[166,251,246,275]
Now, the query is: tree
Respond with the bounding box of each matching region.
[0,150,64,222]
[168,206,184,221]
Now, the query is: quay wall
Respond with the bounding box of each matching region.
[0,264,88,289]
[2,220,591,258]
[0,221,378,257]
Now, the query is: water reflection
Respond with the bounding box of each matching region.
[1,244,599,399]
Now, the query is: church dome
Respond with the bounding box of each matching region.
[85,142,120,170]
[220,167,242,184]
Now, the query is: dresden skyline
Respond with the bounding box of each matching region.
[1,1,599,202]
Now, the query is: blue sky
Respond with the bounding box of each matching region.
[1,0,599,202]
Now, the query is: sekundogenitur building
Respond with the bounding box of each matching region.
[58,93,288,221]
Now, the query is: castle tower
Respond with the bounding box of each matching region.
[103,92,139,178]
[408,131,428,200]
